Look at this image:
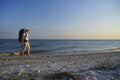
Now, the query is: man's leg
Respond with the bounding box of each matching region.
[21,50,25,57]
[21,43,26,57]
[28,49,31,57]
[27,42,31,57]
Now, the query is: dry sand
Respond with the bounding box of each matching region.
[0,52,120,80]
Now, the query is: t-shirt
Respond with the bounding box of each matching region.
[23,33,29,41]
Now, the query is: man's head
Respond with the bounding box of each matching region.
[25,27,30,32]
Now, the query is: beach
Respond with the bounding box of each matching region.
[1,0,120,79]
[0,52,120,80]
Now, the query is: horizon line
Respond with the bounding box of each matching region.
[0,38,120,40]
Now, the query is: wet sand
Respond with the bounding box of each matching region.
[0,52,120,80]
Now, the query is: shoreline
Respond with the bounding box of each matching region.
[0,48,120,56]
[0,52,120,80]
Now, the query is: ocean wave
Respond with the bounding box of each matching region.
[0,52,20,56]
[0,49,52,56]
[54,46,79,51]
[31,49,52,53]
[103,48,120,52]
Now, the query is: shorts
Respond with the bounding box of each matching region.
[22,42,30,51]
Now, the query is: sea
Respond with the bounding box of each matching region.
[0,39,120,56]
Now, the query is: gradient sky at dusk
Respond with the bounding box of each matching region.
[0,0,120,39]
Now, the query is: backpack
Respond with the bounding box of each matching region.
[18,29,24,42]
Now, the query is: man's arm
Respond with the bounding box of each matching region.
[22,35,25,46]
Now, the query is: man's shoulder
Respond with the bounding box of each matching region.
[23,33,25,36]
[23,33,29,37]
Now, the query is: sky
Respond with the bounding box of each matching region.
[0,0,120,39]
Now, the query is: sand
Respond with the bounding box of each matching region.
[0,52,120,80]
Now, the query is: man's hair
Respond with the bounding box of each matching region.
[25,27,29,30]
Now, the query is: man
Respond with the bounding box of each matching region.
[21,28,31,57]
